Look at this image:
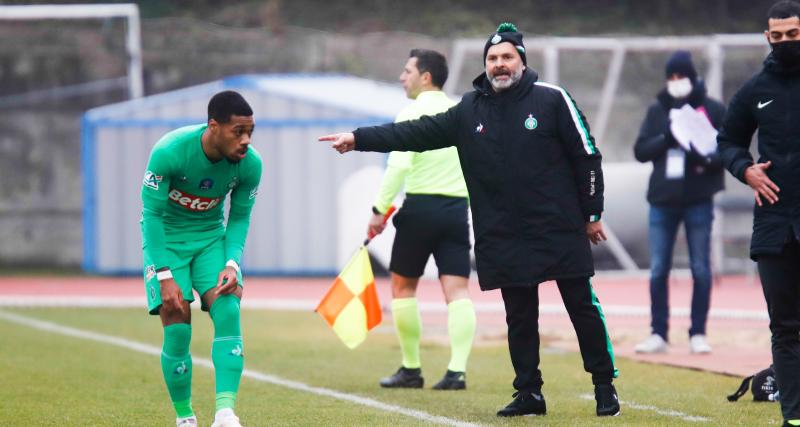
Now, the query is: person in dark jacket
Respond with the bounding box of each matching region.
[633,50,726,355]
[319,23,620,418]
[717,2,800,426]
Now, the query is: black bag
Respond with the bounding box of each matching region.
[727,365,780,402]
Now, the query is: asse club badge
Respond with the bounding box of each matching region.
[524,114,538,130]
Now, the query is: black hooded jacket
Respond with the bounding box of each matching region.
[353,68,603,290]
[718,54,800,258]
[634,80,726,206]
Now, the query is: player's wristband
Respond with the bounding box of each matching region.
[156,269,173,281]
[371,206,382,215]
[226,260,241,274]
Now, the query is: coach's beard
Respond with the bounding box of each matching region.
[489,66,523,92]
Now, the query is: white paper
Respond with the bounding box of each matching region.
[666,148,685,179]
[668,104,718,156]
[668,105,693,151]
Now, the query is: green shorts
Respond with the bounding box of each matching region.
[143,234,243,315]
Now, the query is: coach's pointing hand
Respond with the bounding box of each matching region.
[318,132,355,154]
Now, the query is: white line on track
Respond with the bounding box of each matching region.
[0,310,481,427]
[579,393,710,422]
[0,297,769,321]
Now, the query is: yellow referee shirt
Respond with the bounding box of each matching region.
[372,90,468,214]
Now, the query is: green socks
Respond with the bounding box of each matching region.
[447,298,476,372]
[391,297,422,369]
[161,323,194,418]
[210,295,244,411]
[161,297,246,417]
[215,391,237,412]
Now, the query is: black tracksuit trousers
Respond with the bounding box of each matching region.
[757,237,800,423]
[501,276,617,392]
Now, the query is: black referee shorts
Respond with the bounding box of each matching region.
[389,194,471,279]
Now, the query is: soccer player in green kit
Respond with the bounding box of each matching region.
[141,90,261,427]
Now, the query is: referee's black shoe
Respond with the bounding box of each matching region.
[496,390,546,417]
[379,367,424,388]
[595,383,621,416]
[432,370,466,390]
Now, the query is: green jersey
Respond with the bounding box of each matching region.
[373,90,468,214]
[140,124,262,270]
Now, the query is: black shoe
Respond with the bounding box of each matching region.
[595,383,620,416]
[379,367,424,388]
[496,391,547,417]
[432,370,466,390]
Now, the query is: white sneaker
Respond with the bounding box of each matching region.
[176,415,197,427]
[689,334,712,354]
[210,417,240,427]
[211,409,242,427]
[634,334,668,353]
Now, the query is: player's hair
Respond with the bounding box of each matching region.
[207,90,253,123]
[768,0,800,20]
[409,49,448,89]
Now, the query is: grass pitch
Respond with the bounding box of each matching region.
[0,307,781,426]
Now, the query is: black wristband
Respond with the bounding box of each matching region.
[372,206,382,215]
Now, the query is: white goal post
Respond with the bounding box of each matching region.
[446,34,767,144]
[0,3,143,99]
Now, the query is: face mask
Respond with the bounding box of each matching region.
[770,40,800,67]
[666,77,693,98]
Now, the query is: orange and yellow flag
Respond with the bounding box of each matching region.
[315,246,382,349]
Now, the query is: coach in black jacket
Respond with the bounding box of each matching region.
[320,23,619,418]
[717,1,800,425]
[633,50,726,356]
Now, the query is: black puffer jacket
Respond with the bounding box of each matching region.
[634,80,726,206]
[353,68,603,290]
[718,54,800,258]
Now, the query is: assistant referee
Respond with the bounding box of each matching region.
[368,49,476,391]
